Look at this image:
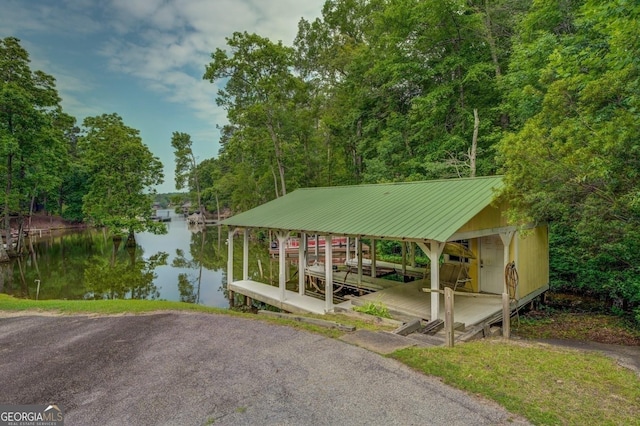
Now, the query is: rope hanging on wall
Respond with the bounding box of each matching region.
[505,261,520,323]
[504,261,519,301]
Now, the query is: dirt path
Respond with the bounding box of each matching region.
[532,338,640,376]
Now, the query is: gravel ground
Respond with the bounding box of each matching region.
[0,312,529,425]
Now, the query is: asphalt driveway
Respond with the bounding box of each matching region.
[0,312,528,425]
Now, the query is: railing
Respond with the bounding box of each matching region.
[422,287,512,347]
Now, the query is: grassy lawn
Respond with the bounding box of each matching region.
[0,294,232,315]
[391,339,640,425]
[0,294,390,338]
[2,293,639,425]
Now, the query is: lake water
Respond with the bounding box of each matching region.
[0,210,259,308]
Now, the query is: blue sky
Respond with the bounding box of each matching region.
[1,0,324,193]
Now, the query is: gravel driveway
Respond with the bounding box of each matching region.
[0,312,528,425]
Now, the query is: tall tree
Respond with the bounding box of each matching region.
[171,131,205,217]
[294,0,511,183]
[498,0,640,311]
[0,37,68,258]
[204,31,315,198]
[79,113,165,245]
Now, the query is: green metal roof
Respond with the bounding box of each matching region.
[221,176,504,242]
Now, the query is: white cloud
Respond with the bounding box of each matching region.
[95,0,323,130]
[3,0,324,189]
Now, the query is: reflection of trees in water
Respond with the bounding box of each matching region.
[177,273,197,303]
[2,230,112,300]
[0,263,15,295]
[84,243,168,301]
[172,227,227,303]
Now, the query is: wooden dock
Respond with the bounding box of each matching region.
[351,280,503,326]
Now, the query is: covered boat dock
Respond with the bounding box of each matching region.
[221,176,549,327]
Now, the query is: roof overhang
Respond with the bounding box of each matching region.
[222,176,505,243]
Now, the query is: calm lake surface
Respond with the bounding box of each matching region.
[0,210,265,308]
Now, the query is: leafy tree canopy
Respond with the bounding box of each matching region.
[79,113,166,241]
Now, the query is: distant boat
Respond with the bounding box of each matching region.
[269,236,368,256]
[151,216,172,222]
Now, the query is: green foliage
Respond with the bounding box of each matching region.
[499,0,640,315]
[0,37,70,251]
[79,113,166,238]
[171,131,205,215]
[353,301,391,318]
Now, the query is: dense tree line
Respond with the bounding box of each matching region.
[2,0,638,320]
[189,0,639,321]
[0,37,164,259]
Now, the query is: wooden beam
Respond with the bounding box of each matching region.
[401,241,407,276]
[371,238,377,277]
[357,237,363,289]
[242,228,250,280]
[500,231,515,294]
[324,234,333,312]
[298,232,306,296]
[429,241,445,321]
[276,231,289,302]
[444,287,455,347]
[227,228,236,287]
[422,288,502,298]
[502,292,511,339]
[449,225,518,241]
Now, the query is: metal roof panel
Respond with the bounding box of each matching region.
[222,176,504,242]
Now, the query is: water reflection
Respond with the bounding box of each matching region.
[0,211,232,307]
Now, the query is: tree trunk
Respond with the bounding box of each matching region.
[0,244,9,263]
[126,230,136,248]
[470,108,479,178]
[266,120,287,196]
[190,151,205,219]
[215,193,221,221]
[271,166,279,198]
[5,153,13,253]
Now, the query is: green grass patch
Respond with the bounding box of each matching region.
[391,340,640,425]
[353,301,392,319]
[0,295,384,338]
[0,294,233,316]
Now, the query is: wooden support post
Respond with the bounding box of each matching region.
[502,292,511,339]
[371,238,377,277]
[401,241,407,277]
[444,287,455,347]
[345,236,350,262]
[277,232,289,302]
[410,242,416,267]
[242,228,249,280]
[357,237,363,291]
[500,231,515,294]
[324,235,333,312]
[228,290,235,308]
[298,233,306,296]
[429,241,445,321]
[314,234,319,260]
[227,228,235,287]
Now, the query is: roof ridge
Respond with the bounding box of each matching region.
[297,175,503,191]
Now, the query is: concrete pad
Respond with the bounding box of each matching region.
[339,329,418,354]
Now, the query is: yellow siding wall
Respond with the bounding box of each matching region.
[459,225,548,297]
[456,201,510,234]
[514,225,549,297]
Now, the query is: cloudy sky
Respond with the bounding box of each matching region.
[1,0,325,192]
